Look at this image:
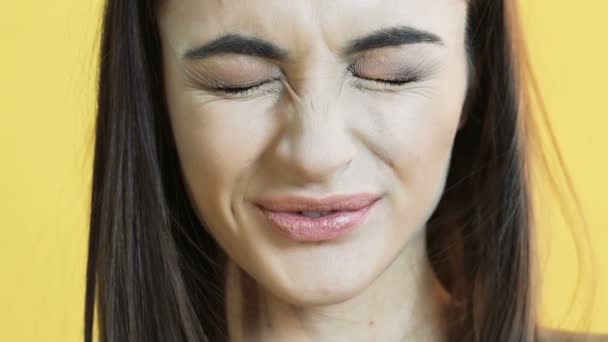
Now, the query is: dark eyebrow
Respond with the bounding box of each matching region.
[342,25,443,55]
[182,25,443,62]
[183,33,289,61]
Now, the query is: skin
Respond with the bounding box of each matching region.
[158,0,469,340]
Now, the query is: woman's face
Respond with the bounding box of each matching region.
[158,0,468,304]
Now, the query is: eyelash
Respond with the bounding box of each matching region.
[212,66,420,96]
[346,64,420,89]
[213,79,278,96]
[354,74,419,87]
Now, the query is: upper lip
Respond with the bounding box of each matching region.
[254,193,382,212]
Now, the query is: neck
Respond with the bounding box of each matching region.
[225,230,450,342]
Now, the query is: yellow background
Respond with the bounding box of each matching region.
[0,1,606,340]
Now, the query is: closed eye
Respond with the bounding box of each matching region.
[346,64,420,87]
[209,66,421,96]
[212,78,280,96]
[359,74,420,86]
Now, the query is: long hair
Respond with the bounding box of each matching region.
[84,0,573,341]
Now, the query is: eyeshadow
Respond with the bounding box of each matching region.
[351,44,439,78]
[185,54,279,86]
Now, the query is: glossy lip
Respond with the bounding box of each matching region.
[254,193,382,242]
[254,193,382,212]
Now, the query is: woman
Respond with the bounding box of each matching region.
[84,0,605,341]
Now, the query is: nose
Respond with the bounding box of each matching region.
[274,92,357,183]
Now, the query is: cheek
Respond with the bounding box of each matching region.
[360,76,466,220]
[396,100,459,186]
[172,102,273,185]
[366,91,461,176]
[167,92,278,235]
[405,63,466,185]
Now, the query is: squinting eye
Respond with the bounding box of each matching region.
[360,75,420,86]
[346,64,420,87]
[212,77,281,96]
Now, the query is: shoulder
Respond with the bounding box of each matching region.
[537,326,608,342]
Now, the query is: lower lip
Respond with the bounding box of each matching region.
[257,199,380,242]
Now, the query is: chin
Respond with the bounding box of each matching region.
[267,270,377,307]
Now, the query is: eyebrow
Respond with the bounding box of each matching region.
[182,25,443,62]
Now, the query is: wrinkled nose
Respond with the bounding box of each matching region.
[273,85,357,183]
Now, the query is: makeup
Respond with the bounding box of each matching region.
[255,196,381,241]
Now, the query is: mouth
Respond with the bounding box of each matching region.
[295,210,340,218]
[254,192,382,213]
[253,193,382,241]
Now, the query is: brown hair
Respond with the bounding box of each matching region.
[84,0,590,341]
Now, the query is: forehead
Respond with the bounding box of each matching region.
[159,0,466,59]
